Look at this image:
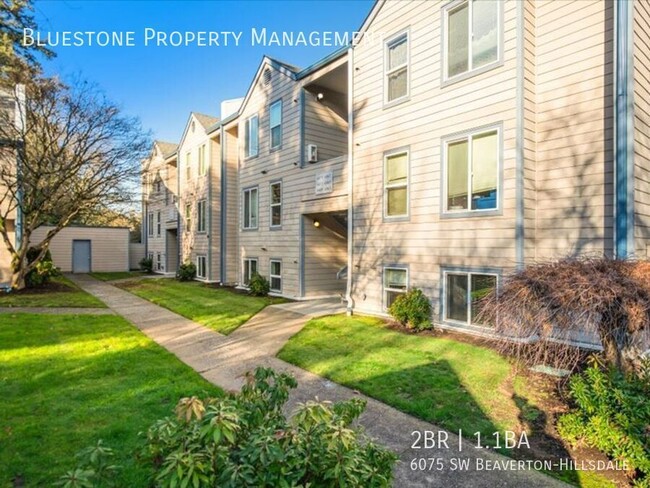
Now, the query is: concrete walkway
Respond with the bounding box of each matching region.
[0,306,114,315]
[68,274,566,488]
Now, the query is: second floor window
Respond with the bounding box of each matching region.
[384,151,408,218]
[156,211,161,237]
[186,151,192,181]
[243,187,258,229]
[197,200,206,232]
[198,144,207,176]
[244,115,259,158]
[444,127,499,213]
[269,100,282,149]
[385,32,408,103]
[185,203,192,232]
[147,212,154,237]
[445,0,500,80]
[270,181,282,228]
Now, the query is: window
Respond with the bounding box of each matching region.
[196,255,207,279]
[243,187,258,229]
[186,151,191,181]
[155,177,162,193]
[385,31,409,103]
[444,128,499,213]
[197,200,206,233]
[269,100,282,149]
[384,151,409,218]
[147,212,154,237]
[243,258,258,286]
[444,271,497,326]
[198,144,207,176]
[156,211,161,237]
[244,115,259,158]
[156,252,162,271]
[444,0,500,80]
[147,252,153,261]
[269,181,282,227]
[383,267,408,309]
[269,260,282,292]
[185,203,192,232]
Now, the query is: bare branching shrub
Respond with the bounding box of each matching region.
[479,256,650,373]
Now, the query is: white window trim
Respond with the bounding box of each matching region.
[442,0,502,83]
[196,255,207,279]
[156,211,161,237]
[245,114,259,158]
[269,259,282,293]
[197,199,207,233]
[383,266,409,311]
[184,203,192,233]
[269,181,282,228]
[383,149,410,220]
[185,151,192,181]
[269,100,282,150]
[384,29,410,106]
[198,144,208,177]
[442,270,498,327]
[242,187,259,230]
[147,212,154,237]
[442,125,501,215]
[243,258,258,286]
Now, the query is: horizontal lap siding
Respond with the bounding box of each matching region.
[304,96,347,161]
[352,0,518,316]
[31,226,129,272]
[634,0,650,257]
[534,0,613,260]
[0,230,13,284]
[523,0,537,262]
[303,218,346,297]
[225,128,240,284]
[209,138,221,281]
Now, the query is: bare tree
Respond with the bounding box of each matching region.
[0,77,150,289]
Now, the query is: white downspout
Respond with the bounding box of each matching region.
[345,46,355,315]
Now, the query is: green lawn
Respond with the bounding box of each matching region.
[0,314,222,487]
[89,271,147,281]
[0,275,106,308]
[118,278,285,334]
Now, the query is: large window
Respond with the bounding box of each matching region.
[243,258,258,286]
[383,267,408,310]
[269,100,282,149]
[156,211,161,237]
[385,32,409,103]
[197,200,206,233]
[198,144,207,176]
[444,0,500,80]
[384,151,409,218]
[444,128,499,213]
[197,255,207,279]
[270,181,282,228]
[147,212,154,237]
[269,260,282,292]
[243,187,258,229]
[244,115,259,158]
[445,271,497,326]
[185,203,192,232]
[185,151,191,181]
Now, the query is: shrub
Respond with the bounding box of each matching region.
[56,440,120,487]
[389,288,432,331]
[143,367,397,487]
[139,256,153,273]
[25,247,59,288]
[557,360,650,486]
[248,272,270,297]
[176,262,196,281]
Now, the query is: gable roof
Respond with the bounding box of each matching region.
[154,140,178,158]
[193,112,219,129]
[355,0,385,41]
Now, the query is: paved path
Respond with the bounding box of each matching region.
[0,306,114,315]
[68,274,566,488]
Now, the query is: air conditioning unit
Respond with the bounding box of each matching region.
[307,144,318,163]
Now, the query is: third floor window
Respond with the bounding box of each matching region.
[245,115,259,158]
[385,31,409,104]
[269,100,282,150]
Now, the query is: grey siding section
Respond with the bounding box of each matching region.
[633,0,650,257]
[224,127,240,284]
[303,216,346,297]
[304,95,347,162]
[129,243,145,270]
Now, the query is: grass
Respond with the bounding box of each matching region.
[118,278,286,335]
[0,275,106,308]
[89,271,147,282]
[0,313,223,487]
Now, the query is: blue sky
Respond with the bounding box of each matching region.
[32,0,374,142]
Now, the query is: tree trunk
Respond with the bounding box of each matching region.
[10,268,26,290]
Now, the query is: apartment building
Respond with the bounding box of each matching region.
[348,0,650,334]
[142,0,650,338]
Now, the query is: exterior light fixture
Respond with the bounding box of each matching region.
[313,220,320,228]
[316,92,324,101]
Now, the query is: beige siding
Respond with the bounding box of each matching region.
[0,230,14,285]
[304,96,347,161]
[224,126,240,284]
[534,0,614,259]
[303,215,346,297]
[31,226,129,272]
[351,0,518,316]
[129,243,145,270]
[634,0,650,257]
